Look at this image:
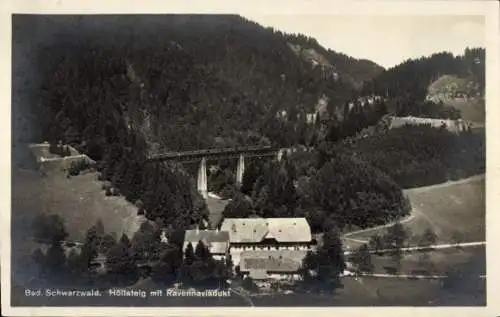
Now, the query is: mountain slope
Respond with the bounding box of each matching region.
[361,48,485,120]
[14,14,383,155]
[284,33,385,89]
[426,74,484,123]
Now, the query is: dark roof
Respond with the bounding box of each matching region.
[239,250,308,273]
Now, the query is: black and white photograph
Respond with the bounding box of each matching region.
[3,0,499,315]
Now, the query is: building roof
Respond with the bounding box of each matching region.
[248,269,269,280]
[220,218,312,243]
[239,250,309,274]
[183,230,229,255]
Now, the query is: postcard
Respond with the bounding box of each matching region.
[1,1,499,316]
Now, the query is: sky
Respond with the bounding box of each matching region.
[244,14,485,69]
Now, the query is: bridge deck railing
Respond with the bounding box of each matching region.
[148,146,279,161]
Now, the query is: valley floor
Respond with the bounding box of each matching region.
[10,161,486,306]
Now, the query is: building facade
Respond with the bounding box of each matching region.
[182,229,230,261]
[220,217,316,269]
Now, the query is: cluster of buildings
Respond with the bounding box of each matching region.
[346,95,384,111]
[275,94,330,126]
[426,79,482,103]
[183,217,317,281]
[28,142,96,174]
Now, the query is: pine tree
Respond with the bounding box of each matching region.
[106,234,136,276]
[241,162,262,195]
[95,219,105,236]
[194,240,210,261]
[99,234,117,255]
[66,248,85,276]
[80,226,100,269]
[351,243,373,273]
[119,234,132,249]
[316,229,345,289]
[222,194,253,219]
[418,228,437,248]
[45,241,67,275]
[184,243,195,266]
[385,222,408,249]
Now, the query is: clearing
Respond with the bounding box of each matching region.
[12,168,144,242]
[343,174,485,247]
[445,99,485,124]
[205,195,229,227]
[11,166,146,287]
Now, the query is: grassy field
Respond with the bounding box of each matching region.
[205,196,229,227]
[11,167,147,288]
[370,245,485,275]
[344,175,485,246]
[426,74,484,124]
[12,168,144,242]
[445,99,485,124]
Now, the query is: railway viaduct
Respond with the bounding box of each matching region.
[148,146,285,199]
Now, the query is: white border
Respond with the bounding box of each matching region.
[1,1,499,316]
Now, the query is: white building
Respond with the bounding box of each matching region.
[220,217,316,270]
[182,229,230,261]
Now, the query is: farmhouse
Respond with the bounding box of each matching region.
[220,217,316,267]
[182,229,230,261]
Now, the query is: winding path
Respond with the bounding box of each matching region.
[343,241,486,256]
[356,273,486,280]
[341,174,485,245]
[342,214,416,244]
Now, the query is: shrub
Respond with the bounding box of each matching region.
[242,276,259,292]
[68,159,91,176]
[31,213,69,243]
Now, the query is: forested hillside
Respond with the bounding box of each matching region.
[223,149,411,234]
[362,48,485,119]
[14,14,387,156]
[330,125,485,188]
[11,14,390,233]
